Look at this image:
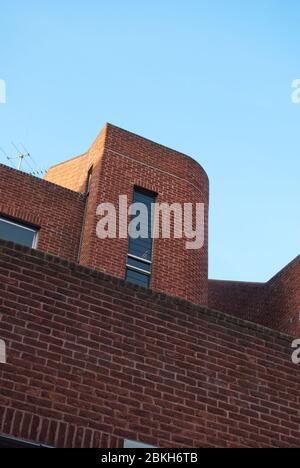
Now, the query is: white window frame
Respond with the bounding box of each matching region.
[0,217,38,249]
[126,254,152,276]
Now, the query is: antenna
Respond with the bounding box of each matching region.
[11,142,32,171]
[0,143,47,177]
[20,143,46,176]
[0,147,16,167]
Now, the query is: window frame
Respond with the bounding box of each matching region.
[127,254,152,274]
[0,217,38,249]
[125,187,157,288]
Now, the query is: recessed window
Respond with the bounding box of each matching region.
[126,187,156,288]
[0,218,37,248]
[127,256,151,273]
[126,268,150,288]
[86,167,93,195]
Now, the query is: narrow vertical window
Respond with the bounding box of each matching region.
[77,166,93,261]
[126,187,156,288]
[86,166,93,195]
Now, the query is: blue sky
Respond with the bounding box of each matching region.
[0,0,299,282]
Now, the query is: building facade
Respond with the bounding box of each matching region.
[0,123,299,448]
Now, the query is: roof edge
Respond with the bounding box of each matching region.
[0,239,294,343]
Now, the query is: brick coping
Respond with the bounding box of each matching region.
[0,163,86,198]
[0,239,294,343]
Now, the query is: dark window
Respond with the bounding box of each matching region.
[86,167,93,195]
[0,435,51,448]
[126,268,150,288]
[126,187,156,288]
[127,256,151,273]
[0,218,37,248]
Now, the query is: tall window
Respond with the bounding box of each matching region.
[86,166,93,195]
[0,217,37,248]
[77,166,93,262]
[126,187,156,288]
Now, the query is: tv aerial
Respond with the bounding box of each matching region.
[0,143,46,176]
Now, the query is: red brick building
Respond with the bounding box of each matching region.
[0,123,299,448]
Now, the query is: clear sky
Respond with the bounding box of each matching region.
[0,0,299,282]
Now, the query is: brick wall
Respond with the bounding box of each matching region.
[45,153,89,193]
[0,164,86,262]
[0,240,299,448]
[208,280,264,323]
[264,256,300,336]
[209,256,300,337]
